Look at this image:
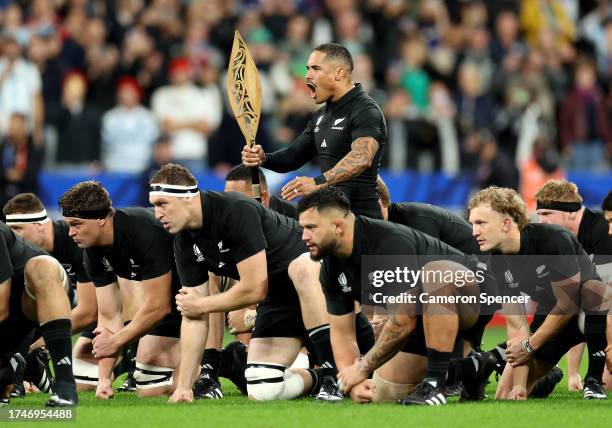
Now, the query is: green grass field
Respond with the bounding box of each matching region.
[5,328,612,428]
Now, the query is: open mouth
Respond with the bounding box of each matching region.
[306,82,316,99]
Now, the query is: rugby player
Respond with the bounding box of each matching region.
[468,187,611,400]
[149,164,341,402]
[297,187,497,405]
[58,182,182,399]
[0,221,77,406]
[535,179,612,392]
[242,43,386,219]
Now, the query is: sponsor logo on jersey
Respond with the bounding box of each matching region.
[193,244,205,262]
[321,139,327,148]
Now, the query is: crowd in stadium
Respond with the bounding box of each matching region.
[1,0,612,205]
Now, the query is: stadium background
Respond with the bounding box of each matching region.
[1,0,612,424]
[1,0,611,215]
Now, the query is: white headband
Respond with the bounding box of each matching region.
[149,183,199,198]
[5,209,50,225]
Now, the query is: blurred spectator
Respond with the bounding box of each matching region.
[0,113,44,207]
[520,0,576,48]
[151,57,222,171]
[139,134,173,205]
[3,3,30,47]
[49,71,101,168]
[559,59,611,170]
[490,9,523,63]
[579,0,612,63]
[471,129,519,190]
[0,34,44,143]
[101,76,159,173]
[454,61,495,165]
[398,36,431,112]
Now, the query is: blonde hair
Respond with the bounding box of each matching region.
[468,187,530,229]
[534,179,583,204]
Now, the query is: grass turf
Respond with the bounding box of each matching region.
[5,327,612,428]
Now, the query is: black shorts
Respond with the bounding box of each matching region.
[530,315,584,364]
[0,274,37,354]
[462,314,494,349]
[250,271,304,339]
[148,311,182,338]
[400,316,479,357]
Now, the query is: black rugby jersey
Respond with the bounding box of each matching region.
[388,202,482,256]
[269,195,298,219]
[52,220,90,285]
[577,208,612,283]
[490,223,599,313]
[321,216,477,315]
[264,84,387,218]
[83,208,179,289]
[174,191,307,287]
[0,221,47,281]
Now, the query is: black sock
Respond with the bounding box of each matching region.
[584,313,607,383]
[426,348,452,385]
[307,324,336,378]
[201,348,222,380]
[489,342,507,371]
[40,319,75,386]
[447,355,480,384]
[306,368,321,395]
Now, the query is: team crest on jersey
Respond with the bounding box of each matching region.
[332,117,345,130]
[504,270,518,288]
[218,241,230,253]
[338,272,351,293]
[193,244,205,262]
[102,257,113,272]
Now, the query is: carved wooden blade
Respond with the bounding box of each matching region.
[227,30,263,147]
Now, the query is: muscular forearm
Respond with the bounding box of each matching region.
[331,330,360,370]
[177,316,209,389]
[512,364,529,390]
[70,305,96,334]
[97,312,123,380]
[200,282,265,314]
[113,300,170,348]
[322,138,378,186]
[264,133,314,172]
[360,316,414,373]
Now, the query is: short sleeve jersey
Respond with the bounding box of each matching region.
[320,216,470,315]
[490,223,599,312]
[173,191,307,287]
[577,208,612,284]
[83,208,178,289]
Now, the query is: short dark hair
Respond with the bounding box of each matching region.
[150,163,197,186]
[603,191,612,212]
[225,164,268,188]
[314,43,353,72]
[3,193,45,216]
[298,187,351,215]
[58,181,112,214]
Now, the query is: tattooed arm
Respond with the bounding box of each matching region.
[359,311,416,373]
[323,137,379,185]
[337,309,416,395]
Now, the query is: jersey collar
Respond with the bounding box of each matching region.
[326,83,364,113]
[349,215,364,264]
[198,190,213,238]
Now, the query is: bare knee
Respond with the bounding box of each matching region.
[288,255,318,290]
[24,257,59,293]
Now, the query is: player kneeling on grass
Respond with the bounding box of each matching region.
[4,193,99,394]
[468,187,612,400]
[297,187,497,405]
[59,182,182,399]
[149,164,341,403]
[0,221,77,407]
